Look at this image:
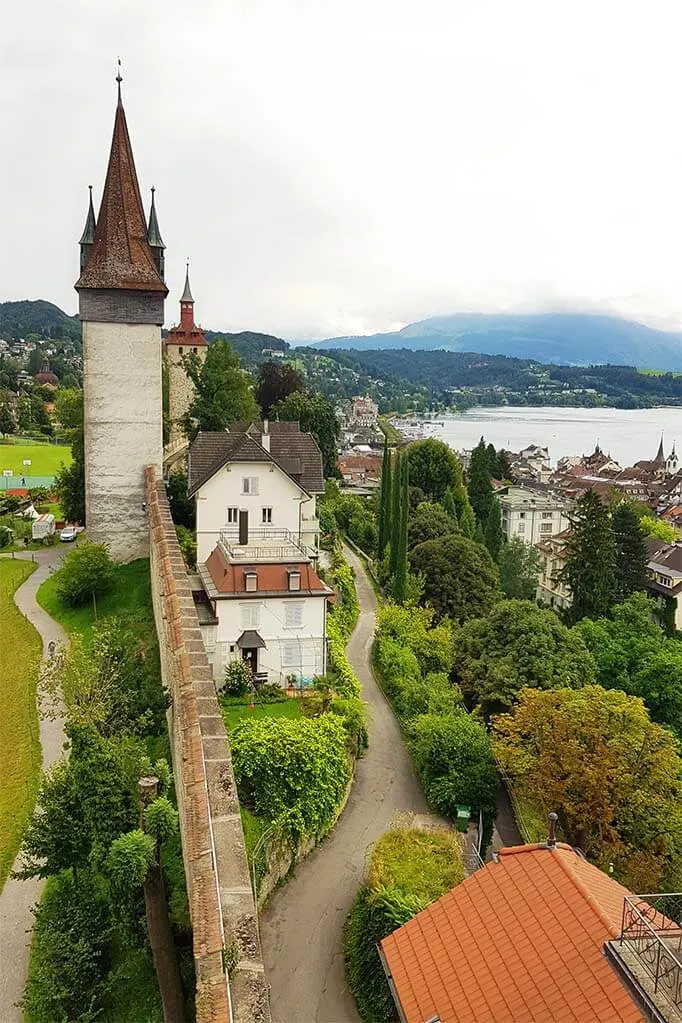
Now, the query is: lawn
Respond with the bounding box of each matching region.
[37,558,157,650]
[222,697,303,731]
[0,443,71,477]
[0,559,42,892]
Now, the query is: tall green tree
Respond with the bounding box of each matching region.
[393,455,409,603]
[389,452,402,578]
[441,487,458,522]
[406,439,465,503]
[559,490,618,623]
[467,437,494,525]
[612,501,649,602]
[410,533,501,623]
[182,340,259,440]
[498,535,542,599]
[273,391,340,478]
[484,498,504,561]
[408,502,458,549]
[485,442,498,477]
[459,501,476,539]
[54,388,85,524]
[0,402,15,435]
[377,438,392,559]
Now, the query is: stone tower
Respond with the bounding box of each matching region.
[75,76,167,562]
[164,265,207,442]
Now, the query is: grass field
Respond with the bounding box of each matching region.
[0,443,71,477]
[0,559,42,892]
[37,559,156,650]
[222,698,303,731]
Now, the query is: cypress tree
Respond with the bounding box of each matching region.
[378,438,392,558]
[468,437,494,525]
[394,454,409,602]
[442,487,459,524]
[484,498,504,561]
[459,502,477,539]
[612,501,649,602]
[559,490,618,623]
[389,451,402,577]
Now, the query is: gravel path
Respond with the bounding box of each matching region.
[0,550,67,1022]
[260,546,440,1023]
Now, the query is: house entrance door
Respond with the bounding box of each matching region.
[242,647,258,675]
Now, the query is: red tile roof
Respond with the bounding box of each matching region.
[76,98,167,293]
[205,545,329,597]
[380,843,643,1023]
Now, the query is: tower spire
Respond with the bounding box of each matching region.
[655,434,665,464]
[78,185,97,274]
[181,261,194,303]
[75,83,166,294]
[147,187,165,280]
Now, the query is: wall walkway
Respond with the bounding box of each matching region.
[145,468,270,1023]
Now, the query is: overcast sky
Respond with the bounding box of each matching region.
[3,0,682,338]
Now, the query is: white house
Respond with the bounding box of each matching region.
[498,486,571,545]
[188,420,324,566]
[188,420,330,686]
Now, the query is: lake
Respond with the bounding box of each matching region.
[431,406,682,468]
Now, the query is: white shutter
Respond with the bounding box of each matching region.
[240,603,260,628]
[282,641,300,667]
[284,602,304,628]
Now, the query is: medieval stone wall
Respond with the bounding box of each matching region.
[165,346,204,443]
[146,467,271,1023]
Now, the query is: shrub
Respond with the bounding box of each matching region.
[223,659,253,696]
[231,715,350,841]
[56,541,115,607]
[0,524,11,548]
[21,868,112,1022]
[175,525,196,569]
[408,710,499,824]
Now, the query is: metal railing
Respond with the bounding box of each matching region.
[219,526,308,560]
[619,894,682,1010]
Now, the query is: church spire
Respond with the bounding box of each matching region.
[180,262,194,303]
[75,75,166,294]
[78,185,97,274]
[655,435,665,464]
[147,187,165,280]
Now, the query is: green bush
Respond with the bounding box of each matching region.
[56,541,115,607]
[408,710,498,823]
[175,525,197,570]
[0,524,11,548]
[231,714,350,841]
[345,827,465,1023]
[223,659,253,696]
[22,868,112,1022]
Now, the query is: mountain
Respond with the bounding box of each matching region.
[310,313,682,370]
[0,300,80,342]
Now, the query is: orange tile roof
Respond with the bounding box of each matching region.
[205,545,329,597]
[380,843,643,1023]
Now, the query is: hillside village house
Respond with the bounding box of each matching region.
[498,486,571,544]
[188,420,331,686]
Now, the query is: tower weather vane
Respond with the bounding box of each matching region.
[116,57,122,100]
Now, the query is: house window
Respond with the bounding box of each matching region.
[285,602,304,628]
[226,507,238,524]
[282,641,300,667]
[242,476,259,495]
[517,523,525,534]
[288,571,301,592]
[262,507,273,524]
[240,603,260,627]
[540,523,552,533]
[519,512,526,519]
[542,512,553,519]
[192,347,197,354]
[179,346,183,355]
[244,571,258,592]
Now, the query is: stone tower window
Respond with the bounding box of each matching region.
[179,346,183,355]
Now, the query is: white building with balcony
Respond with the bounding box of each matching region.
[187,421,329,686]
[498,486,571,545]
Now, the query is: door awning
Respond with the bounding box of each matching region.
[236,630,266,649]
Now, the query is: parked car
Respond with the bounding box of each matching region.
[59,526,78,543]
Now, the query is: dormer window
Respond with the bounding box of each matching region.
[288,570,301,592]
[245,571,258,592]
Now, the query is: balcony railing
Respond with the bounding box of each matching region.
[219,526,308,562]
[612,894,682,1017]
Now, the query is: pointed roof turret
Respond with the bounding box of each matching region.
[79,185,96,246]
[147,187,165,250]
[655,435,665,464]
[75,75,167,294]
[181,262,194,303]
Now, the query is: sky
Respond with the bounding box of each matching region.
[3,0,682,339]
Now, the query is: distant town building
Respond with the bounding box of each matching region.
[498,486,571,545]
[337,453,383,484]
[646,538,682,631]
[536,530,572,613]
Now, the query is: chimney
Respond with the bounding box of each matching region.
[262,418,270,452]
[547,812,558,849]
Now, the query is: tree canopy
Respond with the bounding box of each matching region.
[409,533,501,623]
[558,490,617,622]
[273,390,340,478]
[493,685,682,889]
[408,501,458,550]
[454,600,596,716]
[181,340,259,439]
[498,535,542,599]
[467,437,494,525]
[255,360,304,417]
[405,439,465,503]
[612,501,649,602]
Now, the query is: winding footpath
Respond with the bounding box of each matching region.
[260,546,441,1023]
[0,550,67,1023]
